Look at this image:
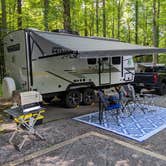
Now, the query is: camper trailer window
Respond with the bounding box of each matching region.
[7,44,20,52]
[102,57,108,61]
[112,57,121,65]
[87,58,96,65]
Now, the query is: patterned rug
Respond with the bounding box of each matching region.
[74,105,166,142]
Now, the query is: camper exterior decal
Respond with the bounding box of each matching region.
[52,46,71,55]
[46,71,73,83]
[7,44,20,52]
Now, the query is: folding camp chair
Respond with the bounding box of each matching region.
[140,89,157,112]
[98,90,121,125]
[120,84,147,114]
[4,104,45,151]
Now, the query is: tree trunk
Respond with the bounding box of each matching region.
[63,0,71,30]
[17,0,22,29]
[90,2,95,36]
[127,21,131,43]
[157,0,160,46]
[96,0,99,36]
[44,0,49,31]
[12,2,17,30]
[135,0,138,44]
[84,1,88,36]
[70,0,76,31]
[117,0,121,39]
[152,0,158,64]
[102,0,106,37]
[1,0,7,81]
[1,0,7,35]
[143,3,148,46]
[112,0,115,38]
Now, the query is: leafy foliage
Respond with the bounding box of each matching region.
[0,0,165,63]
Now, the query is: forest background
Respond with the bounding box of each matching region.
[0,0,166,83]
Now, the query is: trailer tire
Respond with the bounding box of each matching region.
[2,77,16,99]
[160,83,166,95]
[82,88,95,105]
[65,90,81,108]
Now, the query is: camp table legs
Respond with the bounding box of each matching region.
[9,111,45,151]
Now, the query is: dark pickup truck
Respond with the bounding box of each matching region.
[133,65,166,95]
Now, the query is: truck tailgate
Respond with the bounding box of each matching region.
[134,72,154,84]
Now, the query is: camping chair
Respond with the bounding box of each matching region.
[120,84,146,114]
[4,104,45,151]
[98,90,121,125]
[140,89,157,112]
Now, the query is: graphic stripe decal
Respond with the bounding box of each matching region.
[46,71,73,83]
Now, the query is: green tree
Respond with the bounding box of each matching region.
[43,0,49,31]
[96,0,99,36]
[63,0,71,30]
[102,0,106,37]
[17,0,22,29]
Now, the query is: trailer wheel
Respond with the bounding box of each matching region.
[65,90,81,108]
[82,88,95,105]
[160,83,166,95]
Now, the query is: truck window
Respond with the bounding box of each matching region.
[158,67,166,72]
[144,66,166,72]
[112,57,121,65]
[87,58,96,65]
[145,67,153,72]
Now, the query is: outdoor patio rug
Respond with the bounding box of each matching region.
[74,105,166,142]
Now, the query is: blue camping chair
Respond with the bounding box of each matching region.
[98,90,121,125]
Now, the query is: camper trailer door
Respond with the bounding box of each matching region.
[100,58,111,85]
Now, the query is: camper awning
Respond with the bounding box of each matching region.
[29,29,166,59]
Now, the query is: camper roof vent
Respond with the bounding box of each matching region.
[52,29,79,36]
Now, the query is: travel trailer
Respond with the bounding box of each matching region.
[2,29,166,107]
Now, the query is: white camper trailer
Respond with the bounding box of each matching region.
[3,29,166,107]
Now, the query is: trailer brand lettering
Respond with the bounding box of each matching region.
[52,46,70,55]
[7,44,20,52]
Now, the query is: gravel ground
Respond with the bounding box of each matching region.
[22,135,166,166]
[153,95,166,107]
[0,95,165,165]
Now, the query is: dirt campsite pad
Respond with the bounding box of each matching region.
[4,132,166,166]
[1,118,166,166]
[0,95,166,166]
